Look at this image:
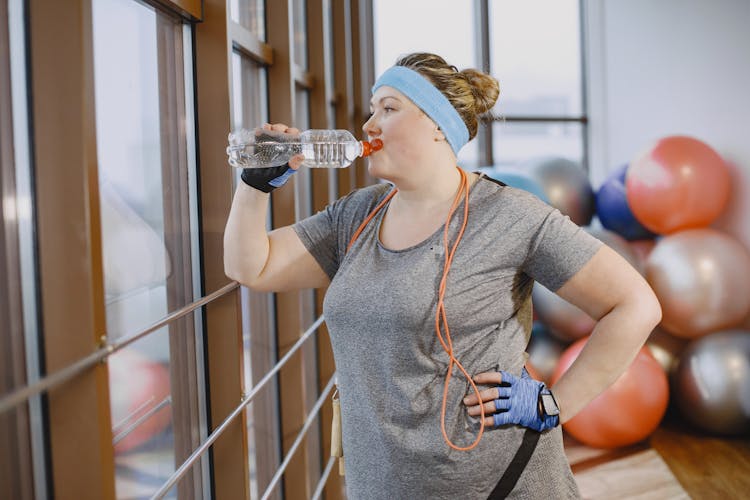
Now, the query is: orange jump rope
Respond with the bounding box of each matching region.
[346,167,487,451]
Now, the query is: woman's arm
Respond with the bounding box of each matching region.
[550,245,662,423]
[223,182,330,292]
[223,123,330,292]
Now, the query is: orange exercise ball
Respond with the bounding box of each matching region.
[551,337,669,448]
[625,136,730,234]
[109,348,172,453]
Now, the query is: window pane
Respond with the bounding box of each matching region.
[232,51,268,131]
[231,0,266,41]
[231,51,281,500]
[93,0,198,497]
[293,0,308,68]
[1,0,41,496]
[373,0,476,76]
[492,121,584,167]
[490,0,582,117]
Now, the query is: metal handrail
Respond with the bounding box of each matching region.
[260,376,336,500]
[311,456,337,500]
[0,281,239,414]
[151,315,327,499]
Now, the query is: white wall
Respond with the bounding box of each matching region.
[585,0,750,252]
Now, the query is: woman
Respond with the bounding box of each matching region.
[224,53,661,499]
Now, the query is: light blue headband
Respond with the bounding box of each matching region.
[371,66,470,155]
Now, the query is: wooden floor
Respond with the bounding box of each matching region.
[567,414,750,500]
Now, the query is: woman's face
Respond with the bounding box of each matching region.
[362,86,441,181]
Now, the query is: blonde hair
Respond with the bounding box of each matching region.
[395,53,499,141]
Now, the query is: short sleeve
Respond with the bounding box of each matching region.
[292,184,391,281]
[293,202,340,281]
[521,207,603,292]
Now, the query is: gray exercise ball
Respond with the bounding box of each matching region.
[672,330,750,435]
[524,156,595,226]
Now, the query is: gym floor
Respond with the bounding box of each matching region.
[567,411,750,499]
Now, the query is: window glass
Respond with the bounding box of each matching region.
[293,0,308,69]
[231,50,281,500]
[231,0,266,41]
[492,121,584,167]
[373,0,475,76]
[93,0,198,496]
[489,0,582,117]
[1,0,43,496]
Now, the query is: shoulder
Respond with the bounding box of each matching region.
[324,182,393,225]
[474,174,553,216]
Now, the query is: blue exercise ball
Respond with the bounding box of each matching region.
[482,166,549,203]
[596,164,656,241]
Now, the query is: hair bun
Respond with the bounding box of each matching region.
[460,69,500,116]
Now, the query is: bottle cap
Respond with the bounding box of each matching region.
[361,138,384,157]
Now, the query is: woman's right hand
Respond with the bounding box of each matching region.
[239,123,305,192]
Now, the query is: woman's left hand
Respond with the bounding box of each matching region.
[463,368,560,432]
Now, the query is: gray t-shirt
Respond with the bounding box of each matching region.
[293,174,602,499]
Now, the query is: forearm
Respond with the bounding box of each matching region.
[223,182,271,285]
[551,297,661,423]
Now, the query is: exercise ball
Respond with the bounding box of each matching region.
[595,164,656,241]
[524,361,543,382]
[109,348,172,453]
[526,322,567,384]
[524,156,595,226]
[629,238,657,274]
[483,166,549,203]
[646,327,687,375]
[532,283,595,342]
[552,337,669,448]
[672,330,750,435]
[646,228,750,338]
[626,136,731,234]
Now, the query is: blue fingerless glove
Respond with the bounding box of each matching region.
[240,165,297,193]
[492,368,560,432]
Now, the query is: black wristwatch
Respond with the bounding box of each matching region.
[538,388,560,417]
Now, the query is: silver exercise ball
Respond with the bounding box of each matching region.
[646,326,687,375]
[672,330,750,435]
[646,228,750,339]
[524,156,595,226]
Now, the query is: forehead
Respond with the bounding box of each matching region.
[370,86,412,107]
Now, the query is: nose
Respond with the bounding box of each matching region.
[362,113,380,139]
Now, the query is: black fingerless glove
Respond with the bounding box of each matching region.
[240,165,297,193]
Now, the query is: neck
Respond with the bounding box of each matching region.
[391,164,465,212]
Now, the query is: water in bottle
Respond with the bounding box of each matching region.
[227,128,383,169]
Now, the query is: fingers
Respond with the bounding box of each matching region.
[288,153,304,170]
[263,122,300,135]
[472,371,503,385]
[466,400,497,417]
[462,385,500,406]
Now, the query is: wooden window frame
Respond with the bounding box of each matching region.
[0,0,35,497]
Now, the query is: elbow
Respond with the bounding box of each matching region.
[224,262,272,292]
[224,260,255,289]
[637,284,663,332]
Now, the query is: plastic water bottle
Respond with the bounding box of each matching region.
[227,128,383,169]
